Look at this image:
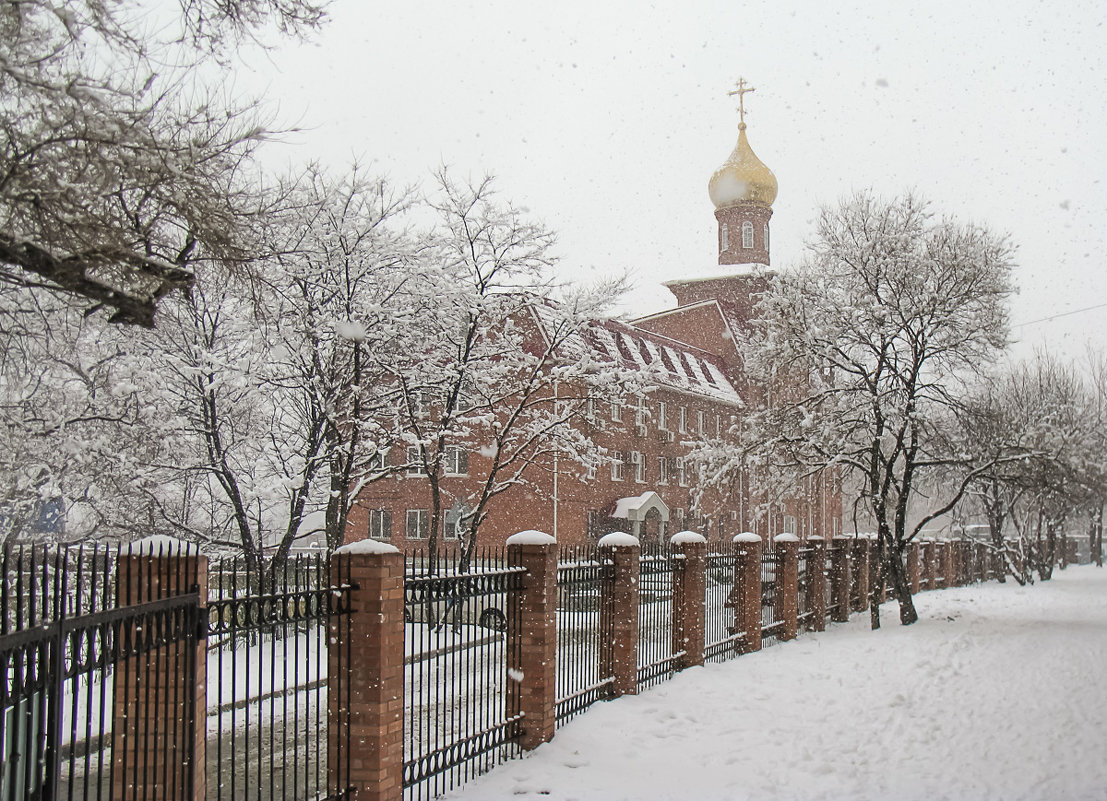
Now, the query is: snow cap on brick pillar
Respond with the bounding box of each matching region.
[599,531,640,696]
[732,532,763,653]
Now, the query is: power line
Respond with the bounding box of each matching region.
[1014,301,1107,328]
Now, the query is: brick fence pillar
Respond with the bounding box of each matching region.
[829,537,852,623]
[329,538,404,801]
[977,543,988,582]
[506,530,558,751]
[775,534,800,641]
[671,532,707,669]
[924,540,938,590]
[907,542,921,595]
[733,533,763,653]
[599,533,640,697]
[853,537,871,612]
[870,539,886,604]
[941,541,955,589]
[112,536,207,801]
[806,537,827,632]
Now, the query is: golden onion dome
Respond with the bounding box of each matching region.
[708,122,778,209]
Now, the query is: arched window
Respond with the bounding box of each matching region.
[764,223,770,251]
[721,223,729,250]
[741,221,754,249]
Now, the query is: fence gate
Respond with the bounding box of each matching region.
[2,544,203,801]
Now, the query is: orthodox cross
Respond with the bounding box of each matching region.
[727,77,755,125]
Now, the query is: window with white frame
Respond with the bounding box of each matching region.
[405,509,429,540]
[585,458,597,481]
[369,509,392,540]
[742,220,754,248]
[611,399,623,422]
[721,223,729,250]
[611,451,624,481]
[369,449,388,472]
[658,456,670,485]
[631,451,645,483]
[679,406,688,433]
[677,457,688,486]
[444,506,467,540]
[635,397,647,429]
[764,223,770,251]
[697,409,705,435]
[406,445,426,476]
[715,414,721,439]
[443,445,469,476]
[658,401,668,430]
[783,515,797,535]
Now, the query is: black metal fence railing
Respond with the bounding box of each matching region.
[824,545,838,622]
[704,546,741,663]
[555,546,613,724]
[797,547,814,630]
[637,545,679,689]
[403,547,524,801]
[206,552,350,801]
[1,542,202,801]
[761,550,783,646]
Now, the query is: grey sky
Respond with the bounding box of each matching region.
[244,0,1107,357]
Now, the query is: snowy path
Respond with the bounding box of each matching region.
[444,566,1107,801]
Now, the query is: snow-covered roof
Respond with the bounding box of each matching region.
[527,300,743,404]
[610,491,669,522]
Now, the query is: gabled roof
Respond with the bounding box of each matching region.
[527,298,742,404]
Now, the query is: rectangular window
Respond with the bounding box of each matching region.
[679,406,688,433]
[658,401,668,431]
[443,445,469,476]
[405,509,429,540]
[611,451,624,481]
[783,515,797,535]
[631,451,645,483]
[406,445,426,476]
[675,507,685,523]
[611,400,623,422]
[658,456,669,485]
[444,508,465,540]
[369,449,388,472]
[677,457,688,487]
[369,509,392,540]
[697,410,705,435]
[715,414,721,439]
[635,397,647,429]
[586,394,596,420]
[587,509,600,539]
[586,458,597,481]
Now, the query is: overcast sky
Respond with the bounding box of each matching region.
[241,0,1107,358]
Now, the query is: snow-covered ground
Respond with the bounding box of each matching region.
[445,566,1107,801]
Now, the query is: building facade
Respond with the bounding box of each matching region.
[345,99,841,550]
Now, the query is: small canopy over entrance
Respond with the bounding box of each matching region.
[610,491,670,545]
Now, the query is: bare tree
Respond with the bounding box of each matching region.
[0,0,325,325]
[727,193,1016,626]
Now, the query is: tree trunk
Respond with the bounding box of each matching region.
[888,543,918,625]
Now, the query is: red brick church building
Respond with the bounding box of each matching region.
[346,96,842,550]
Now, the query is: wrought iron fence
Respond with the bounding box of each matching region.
[704,546,741,663]
[206,552,351,801]
[1,541,202,801]
[760,549,783,646]
[797,546,814,630]
[824,544,838,622]
[403,547,523,801]
[555,546,613,724]
[637,544,679,689]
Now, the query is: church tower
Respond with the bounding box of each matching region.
[707,79,777,267]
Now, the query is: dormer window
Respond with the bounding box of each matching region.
[741,221,754,249]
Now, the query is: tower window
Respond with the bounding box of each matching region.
[721,223,729,250]
[742,221,754,249]
[764,223,770,251]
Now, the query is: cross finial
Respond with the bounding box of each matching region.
[727,77,756,126]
